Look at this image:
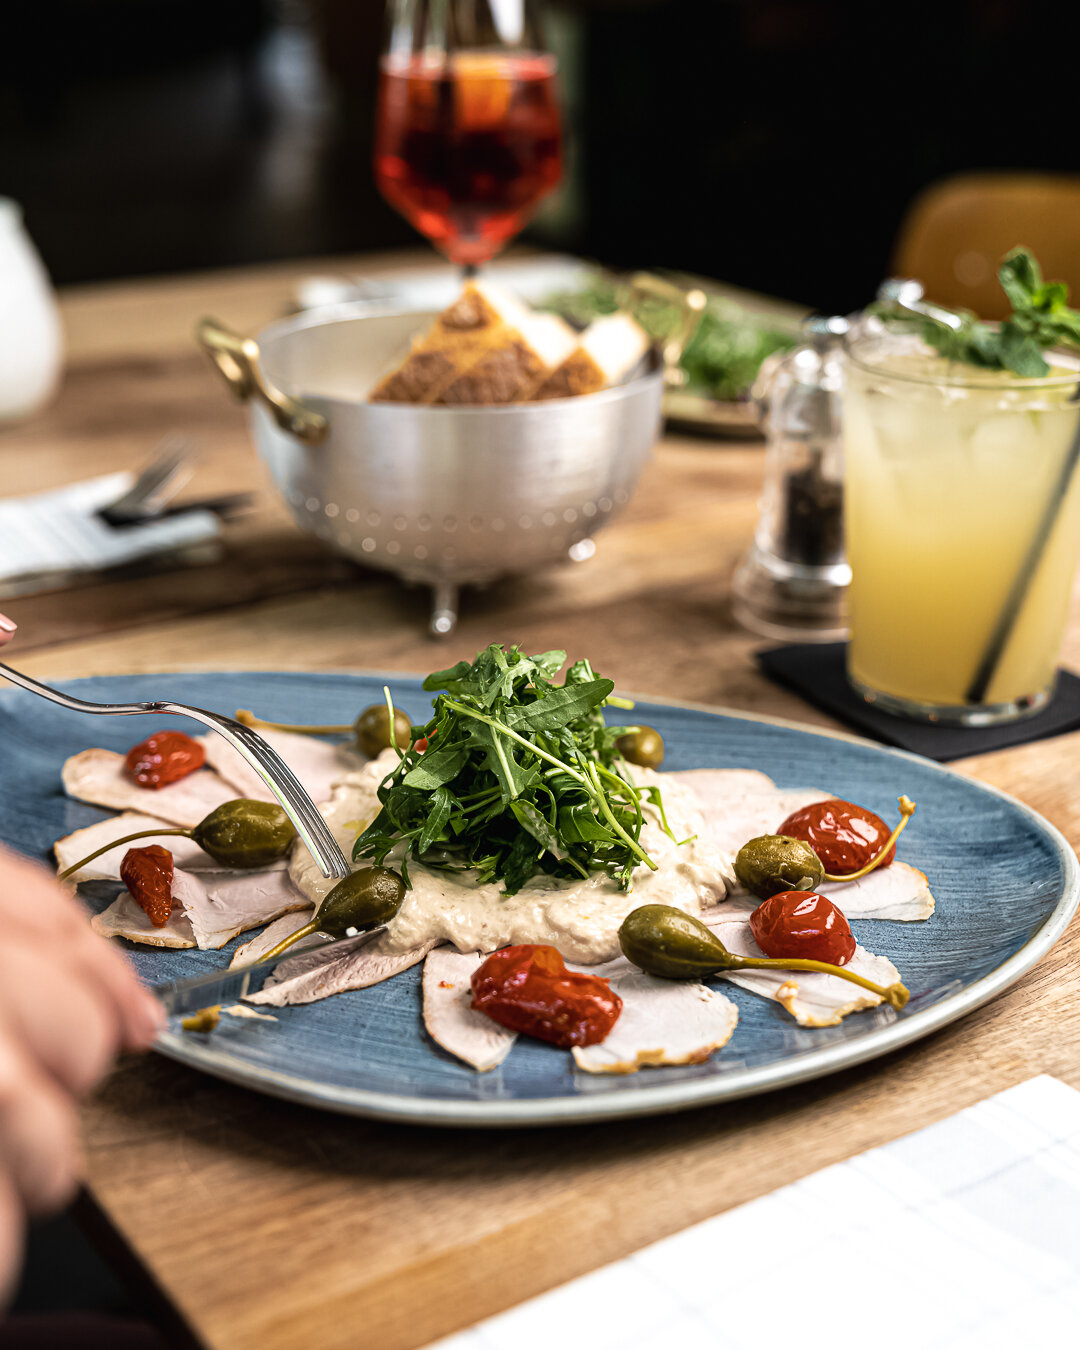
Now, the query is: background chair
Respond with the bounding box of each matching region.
[892,173,1080,318]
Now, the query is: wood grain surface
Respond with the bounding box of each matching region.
[2,255,1079,1350]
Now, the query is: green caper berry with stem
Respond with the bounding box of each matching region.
[619,904,729,979]
[353,704,414,757]
[734,834,825,900]
[316,867,406,936]
[190,800,297,868]
[615,725,665,770]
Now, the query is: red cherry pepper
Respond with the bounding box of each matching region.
[471,944,622,1048]
[777,798,896,876]
[750,890,857,966]
[120,845,175,927]
[124,731,206,790]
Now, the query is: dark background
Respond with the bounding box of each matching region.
[1,0,1076,312]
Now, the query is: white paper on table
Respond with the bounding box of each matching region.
[426,1075,1080,1350]
[0,472,220,587]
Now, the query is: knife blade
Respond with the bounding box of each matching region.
[153,929,384,1018]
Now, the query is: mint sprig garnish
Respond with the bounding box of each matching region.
[354,645,669,895]
[886,247,1080,378]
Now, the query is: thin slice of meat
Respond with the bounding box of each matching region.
[198,730,363,806]
[718,859,935,923]
[221,1005,278,1023]
[229,910,315,968]
[171,868,310,950]
[706,916,902,1028]
[571,957,738,1074]
[664,767,778,795]
[62,749,237,828]
[90,892,196,948]
[247,934,435,1007]
[684,785,833,860]
[422,949,516,1072]
[54,811,259,882]
[817,863,934,922]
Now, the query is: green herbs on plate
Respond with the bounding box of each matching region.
[354,645,672,895]
[540,275,797,403]
[883,246,1080,378]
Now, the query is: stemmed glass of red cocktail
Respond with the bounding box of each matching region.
[374,0,563,276]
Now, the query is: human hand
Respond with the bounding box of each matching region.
[0,615,15,648]
[0,845,164,1301]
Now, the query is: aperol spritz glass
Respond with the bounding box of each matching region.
[374,0,563,272]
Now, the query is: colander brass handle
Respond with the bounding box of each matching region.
[627,273,708,389]
[195,317,329,446]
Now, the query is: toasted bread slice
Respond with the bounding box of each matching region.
[530,312,649,401]
[367,281,534,403]
[434,312,578,405]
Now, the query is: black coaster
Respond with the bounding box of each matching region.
[757,642,1080,762]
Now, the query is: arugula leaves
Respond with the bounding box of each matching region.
[888,247,1080,377]
[353,645,666,895]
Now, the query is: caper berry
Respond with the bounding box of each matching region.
[615,725,665,770]
[733,834,824,900]
[317,867,406,936]
[353,704,414,757]
[191,799,298,869]
[619,904,728,979]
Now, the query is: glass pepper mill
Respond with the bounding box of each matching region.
[732,314,850,641]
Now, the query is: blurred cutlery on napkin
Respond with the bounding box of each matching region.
[0,471,224,598]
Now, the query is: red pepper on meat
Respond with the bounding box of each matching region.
[124,731,206,790]
[749,890,857,966]
[471,944,622,1048]
[120,845,175,927]
[777,799,896,876]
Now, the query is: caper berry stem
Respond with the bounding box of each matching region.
[723,953,910,1010]
[235,710,352,736]
[822,795,917,884]
[256,918,321,963]
[58,828,191,881]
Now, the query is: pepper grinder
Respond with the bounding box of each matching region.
[732,314,850,642]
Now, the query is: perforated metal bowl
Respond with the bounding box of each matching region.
[198,303,665,635]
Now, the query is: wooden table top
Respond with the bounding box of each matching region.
[3,254,1080,1350]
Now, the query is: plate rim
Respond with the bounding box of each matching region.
[5,670,1077,1128]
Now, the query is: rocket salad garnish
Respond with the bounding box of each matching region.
[353,644,671,894]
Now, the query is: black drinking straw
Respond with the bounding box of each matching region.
[965,391,1080,705]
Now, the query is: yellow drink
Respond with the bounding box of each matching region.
[843,335,1080,723]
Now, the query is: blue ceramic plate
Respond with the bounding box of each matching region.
[1,671,1075,1127]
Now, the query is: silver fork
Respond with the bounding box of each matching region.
[98,435,193,528]
[0,662,350,881]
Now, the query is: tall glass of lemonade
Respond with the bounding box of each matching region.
[843,326,1080,724]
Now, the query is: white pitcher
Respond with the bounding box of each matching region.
[0,199,63,421]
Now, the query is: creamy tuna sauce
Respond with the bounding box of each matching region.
[290,751,737,965]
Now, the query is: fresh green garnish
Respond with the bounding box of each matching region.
[353,645,668,895]
[886,247,1080,378]
[540,275,797,402]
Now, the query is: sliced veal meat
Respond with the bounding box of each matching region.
[62,749,236,828]
[715,857,934,923]
[683,785,834,860]
[198,730,363,806]
[289,756,396,906]
[817,862,934,921]
[706,916,902,1028]
[247,934,435,1007]
[171,868,310,951]
[229,909,315,968]
[221,1005,278,1022]
[571,957,738,1074]
[422,949,516,1072]
[55,811,250,882]
[90,892,196,948]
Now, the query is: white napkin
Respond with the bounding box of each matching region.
[428,1074,1080,1349]
[0,472,221,595]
